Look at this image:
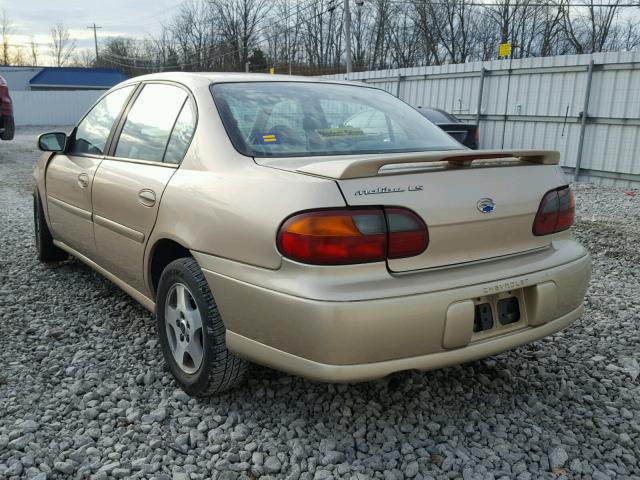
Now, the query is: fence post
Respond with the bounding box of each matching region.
[500,55,514,149]
[475,67,486,128]
[574,60,594,182]
[395,72,402,97]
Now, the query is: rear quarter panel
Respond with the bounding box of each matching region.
[151,163,345,272]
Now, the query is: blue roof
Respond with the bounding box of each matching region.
[29,67,127,88]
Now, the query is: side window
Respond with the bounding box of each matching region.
[115,84,187,162]
[70,85,134,155]
[163,99,196,164]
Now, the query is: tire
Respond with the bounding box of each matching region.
[1,116,14,141]
[34,193,68,262]
[156,257,247,396]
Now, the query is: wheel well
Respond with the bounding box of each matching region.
[150,239,191,295]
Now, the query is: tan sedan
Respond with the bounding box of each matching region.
[33,73,591,395]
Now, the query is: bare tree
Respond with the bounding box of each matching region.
[388,5,420,67]
[212,0,268,70]
[263,0,303,72]
[80,0,640,76]
[472,12,501,60]
[412,0,443,65]
[70,49,95,67]
[12,45,27,65]
[100,37,146,76]
[148,25,180,71]
[369,0,394,68]
[50,22,77,67]
[1,10,12,65]
[618,17,640,51]
[418,0,476,64]
[562,0,621,54]
[29,36,39,65]
[169,1,212,71]
[537,2,567,57]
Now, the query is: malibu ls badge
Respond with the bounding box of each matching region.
[355,185,424,196]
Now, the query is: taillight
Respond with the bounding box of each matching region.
[385,208,428,259]
[277,207,428,265]
[533,186,575,236]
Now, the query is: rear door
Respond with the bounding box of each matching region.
[45,85,135,257]
[91,82,197,293]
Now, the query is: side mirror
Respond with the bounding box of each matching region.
[38,132,67,152]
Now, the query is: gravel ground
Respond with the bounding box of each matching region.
[1,126,639,480]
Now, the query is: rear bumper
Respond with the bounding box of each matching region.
[225,305,583,382]
[196,242,591,382]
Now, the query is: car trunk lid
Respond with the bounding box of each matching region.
[257,149,567,272]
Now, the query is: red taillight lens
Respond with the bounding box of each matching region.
[385,208,429,259]
[533,186,575,236]
[556,187,575,231]
[277,207,428,265]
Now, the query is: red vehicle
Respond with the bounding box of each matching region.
[0,75,14,141]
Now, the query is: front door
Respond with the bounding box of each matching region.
[91,83,196,294]
[45,85,135,257]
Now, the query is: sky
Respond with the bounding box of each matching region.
[2,0,182,64]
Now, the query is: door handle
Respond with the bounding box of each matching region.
[77,173,89,189]
[138,189,156,207]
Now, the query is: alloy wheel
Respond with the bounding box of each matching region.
[164,283,204,374]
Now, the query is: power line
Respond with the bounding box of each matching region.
[98,0,640,72]
[388,0,640,7]
[101,0,343,70]
[8,0,640,69]
[101,0,327,61]
[10,0,640,55]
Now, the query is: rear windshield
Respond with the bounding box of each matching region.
[211,82,462,158]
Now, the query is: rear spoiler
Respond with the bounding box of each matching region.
[436,123,477,131]
[296,149,560,180]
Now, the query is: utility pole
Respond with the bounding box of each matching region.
[344,0,352,74]
[87,23,102,64]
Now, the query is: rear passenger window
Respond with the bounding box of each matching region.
[164,99,196,164]
[115,83,187,162]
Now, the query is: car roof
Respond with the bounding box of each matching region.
[121,71,359,88]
